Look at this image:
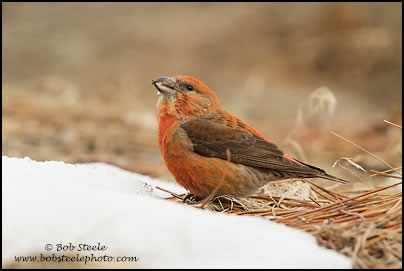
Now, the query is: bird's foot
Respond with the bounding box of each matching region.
[183,193,202,204]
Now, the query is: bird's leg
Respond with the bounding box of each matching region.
[183,193,202,204]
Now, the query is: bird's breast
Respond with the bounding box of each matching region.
[158,116,193,160]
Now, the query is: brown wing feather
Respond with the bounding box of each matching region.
[180,119,323,176]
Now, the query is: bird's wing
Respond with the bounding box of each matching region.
[180,119,324,176]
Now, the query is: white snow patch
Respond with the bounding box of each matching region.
[2,156,352,268]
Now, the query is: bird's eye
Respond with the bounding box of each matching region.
[187,85,194,91]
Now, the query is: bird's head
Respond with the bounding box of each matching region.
[152,76,221,120]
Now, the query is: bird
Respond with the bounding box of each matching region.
[152,75,348,200]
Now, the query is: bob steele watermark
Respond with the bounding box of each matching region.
[45,243,108,252]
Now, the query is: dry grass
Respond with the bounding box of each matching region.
[161,179,401,269]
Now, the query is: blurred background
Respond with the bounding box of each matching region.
[2,2,402,183]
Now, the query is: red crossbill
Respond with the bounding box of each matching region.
[152,76,347,199]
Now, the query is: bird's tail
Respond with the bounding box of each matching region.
[295,158,349,184]
[320,173,349,184]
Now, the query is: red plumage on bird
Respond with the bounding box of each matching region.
[152,75,348,199]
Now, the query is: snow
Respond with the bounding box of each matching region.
[2,156,352,268]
